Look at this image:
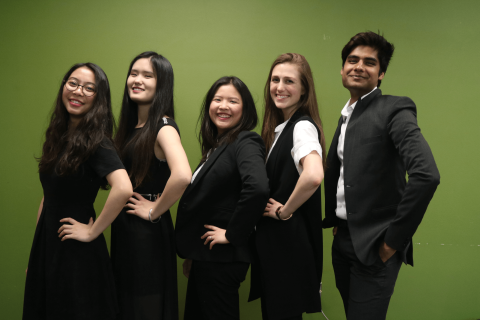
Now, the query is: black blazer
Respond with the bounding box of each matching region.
[175,131,269,263]
[323,89,440,266]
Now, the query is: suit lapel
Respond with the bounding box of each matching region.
[329,116,343,156]
[344,89,382,170]
[348,88,381,126]
[182,144,228,199]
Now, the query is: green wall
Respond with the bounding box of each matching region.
[1,0,479,319]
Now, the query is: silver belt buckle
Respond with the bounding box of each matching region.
[139,193,161,201]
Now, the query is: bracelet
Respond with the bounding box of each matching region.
[275,205,293,221]
[149,208,161,223]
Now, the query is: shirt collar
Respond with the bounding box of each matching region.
[341,87,377,118]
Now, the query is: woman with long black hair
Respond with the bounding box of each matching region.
[176,76,269,320]
[23,63,133,320]
[111,51,191,320]
[249,53,326,320]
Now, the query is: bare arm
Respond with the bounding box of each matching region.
[126,126,191,220]
[58,169,133,242]
[264,151,324,219]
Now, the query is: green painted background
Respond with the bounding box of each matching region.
[1,0,479,319]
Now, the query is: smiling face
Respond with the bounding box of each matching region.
[127,58,157,107]
[62,67,96,122]
[208,84,243,135]
[270,63,305,120]
[341,45,385,101]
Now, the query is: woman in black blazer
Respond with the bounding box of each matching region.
[249,53,326,320]
[175,76,269,320]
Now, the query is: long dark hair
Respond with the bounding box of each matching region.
[198,76,257,162]
[115,51,175,188]
[261,53,326,167]
[38,63,115,180]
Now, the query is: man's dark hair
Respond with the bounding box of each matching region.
[341,31,395,87]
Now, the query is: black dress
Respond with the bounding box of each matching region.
[111,118,179,320]
[23,137,125,320]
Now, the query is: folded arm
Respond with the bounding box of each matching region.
[384,98,440,250]
[264,151,323,219]
[224,132,270,247]
[58,169,133,242]
[126,126,191,220]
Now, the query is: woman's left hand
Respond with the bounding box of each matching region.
[125,192,155,221]
[201,225,229,250]
[58,217,94,242]
[263,198,284,220]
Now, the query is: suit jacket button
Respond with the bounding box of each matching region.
[346,185,351,188]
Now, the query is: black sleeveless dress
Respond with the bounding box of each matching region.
[23,137,124,320]
[111,118,179,320]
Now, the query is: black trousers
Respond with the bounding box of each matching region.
[332,222,402,320]
[184,260,249,320]
[259,272,303,320]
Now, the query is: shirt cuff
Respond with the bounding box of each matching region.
[291,142,322,175]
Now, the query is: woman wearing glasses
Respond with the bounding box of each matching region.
[23,63,133,320]
[111,52,191,320]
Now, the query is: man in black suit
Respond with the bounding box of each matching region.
[323,31,440,319]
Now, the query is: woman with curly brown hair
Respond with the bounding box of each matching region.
[23,63,132,320]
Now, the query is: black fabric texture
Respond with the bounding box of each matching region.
[110,118,179,320]
[23,136,124,320]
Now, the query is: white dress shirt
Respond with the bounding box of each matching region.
[267,119,323,175]
[336,87,377,220]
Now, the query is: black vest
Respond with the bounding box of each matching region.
[249,112,323,317]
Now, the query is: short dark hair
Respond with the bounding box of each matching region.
[341,31,395,87]
[198,76,258,162]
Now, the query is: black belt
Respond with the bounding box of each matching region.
[138,193,160,201]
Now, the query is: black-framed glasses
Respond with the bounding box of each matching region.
[64,78,97,96]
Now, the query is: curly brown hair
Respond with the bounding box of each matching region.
[38,63,115,189]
